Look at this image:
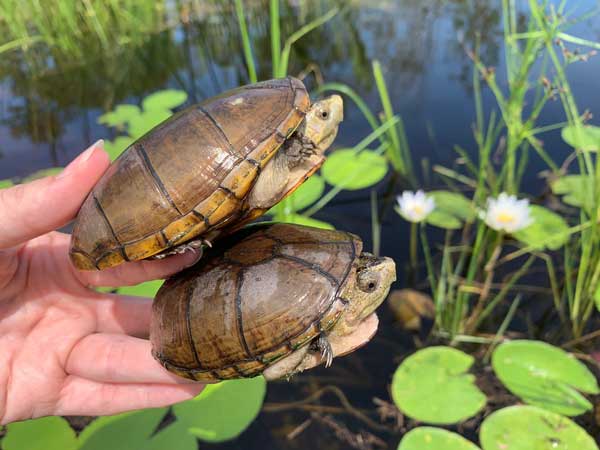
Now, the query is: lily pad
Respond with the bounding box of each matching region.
[492,340,599,416]
[391,346,486,424]
[398,427,481,450]
[104,136,135,161]
[480,405,599,450]
[425,210,463,229]
[2,417,77,450]
[513,205,569,250]
[79,408,168,450]
[551,174,593,212]
[173,377,266,443]
[0,178,14,189]
[142,89,188,111]
[98,104,141,128]
[430,190,476,221]
[116,279,163,297]
[321,149,388,190]
[274,212,334,230]
[269,174,325,215]
[561,124,600,151]
[144,421,197,450]
[129,109,173,139]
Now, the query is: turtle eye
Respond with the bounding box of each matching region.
[319,109,329,120]
[357,270,379,293]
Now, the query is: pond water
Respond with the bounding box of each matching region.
[2,0,600,447]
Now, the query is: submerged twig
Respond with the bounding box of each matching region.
[263,385,390,432]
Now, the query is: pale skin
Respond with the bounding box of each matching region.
[0,141,205,425]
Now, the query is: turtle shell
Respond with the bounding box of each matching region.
[150,223,362,381]
[70,77,310,270]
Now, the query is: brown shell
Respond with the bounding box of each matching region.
[70,77,310,270]
[150,223,362,382]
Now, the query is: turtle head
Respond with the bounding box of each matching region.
[339,253,396,331]
[300,94,343,152]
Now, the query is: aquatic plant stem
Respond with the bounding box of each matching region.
[269,0,280,76]
[409,222,418,278]
[465,231,503,334]
[234,0,257,83]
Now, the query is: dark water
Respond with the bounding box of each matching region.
[2,0,600,447]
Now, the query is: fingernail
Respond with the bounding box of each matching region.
[57,140,103,179]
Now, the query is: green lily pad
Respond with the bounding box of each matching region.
[430,190,476,221]
[513,205,569,250]
[79,408,168,450]
[551,174,594,212]
[269,174,325,216]
[142,89,188,111]
[480,405,599,450]
[2,417,77,450]
[116,279,163,297]
[173,377,266,443]
[391,346,486,424]
[144,421,197,450]
[274,212,334,230]
[104,136,135,161]
[321,149,388,190]
[129,109,173,139]
[492,340,600,416]
[425,210,463,229]
[0,178,14,189]
[98,104,141,128]
[561,124,600,151]
[398,427,481,450]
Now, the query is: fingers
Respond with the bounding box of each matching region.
[0,141,109,249]
[57,376,203,418]
[66,333,197,385]
[75,248,202,287]
[93,293,152,338]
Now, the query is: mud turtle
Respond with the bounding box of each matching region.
[150,223,396,381]
[69,77,343,270]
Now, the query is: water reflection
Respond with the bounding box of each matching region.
[0,0,511,177]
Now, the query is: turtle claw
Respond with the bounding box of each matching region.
[313,334,334,368]
[151,240,207,260]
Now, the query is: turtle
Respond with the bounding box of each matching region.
[69,77,343,270]
[150,222,396,381]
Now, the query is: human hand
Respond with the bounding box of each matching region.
[0,141,204,425]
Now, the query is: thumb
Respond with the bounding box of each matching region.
[0,140,110,249]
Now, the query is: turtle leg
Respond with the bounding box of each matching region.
[283,135,317,169]
[310,334,334,368]
[150,239,210,260]
[262,346,310,381]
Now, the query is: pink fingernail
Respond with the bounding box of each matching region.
[57,140,103,179]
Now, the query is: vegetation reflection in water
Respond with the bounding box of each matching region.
[2,0,600,448]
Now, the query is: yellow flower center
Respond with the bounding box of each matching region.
[412,205,424,215]
[496,211,515,224]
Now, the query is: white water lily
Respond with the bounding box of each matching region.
[481,192,533,233]
[397,190,435,223]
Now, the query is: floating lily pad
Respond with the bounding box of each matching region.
[142,89,188,111]
[98,104,141,128]
[144,421,197,450]
[269,174,325,215]
[561,124,600,151]
[391,346,486,424]
[425,210,463,229]
[479,405,599,450]
[0,178,14,189]
[104,136,135,161]
[116,279,163,297]
[321,149,388,190]
[398,427,481,450]
[2,417,77,450]
[129,109,173,139]
[173,377,266,443]
[274,212,334,230]
[551,174,593,212]
[513,205,569,250]
[492,340,599,416]
[79,408,167,450]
